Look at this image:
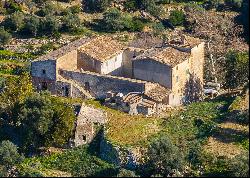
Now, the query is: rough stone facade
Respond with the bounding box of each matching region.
[59,69,154,99]
[73,103,107,147]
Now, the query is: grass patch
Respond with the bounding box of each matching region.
[85,99,163,148]
[18,145,118,177]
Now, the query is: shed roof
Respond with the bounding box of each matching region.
[134,47,190,67]
[35,37,92,61]
[145,84,171,102]
[79,36,125,62]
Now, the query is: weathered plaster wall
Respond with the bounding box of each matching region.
[133,59,172,88]
[101,52,124,75]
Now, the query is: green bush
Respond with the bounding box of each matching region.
[2,11,25,32]
[5,0,22,14]
[102,8,145,32]
[144,135,185,176]
[0,28,12,45]
[69,5,81,14]
[61,13,81,33]
[83,0,113,12]
[18,146,118,177]
[169,10,185,26]
[13,92,76,151]
[0,140,24,169]
[224,0,243,10]
[20,15,40,37]
[124,0,140,11]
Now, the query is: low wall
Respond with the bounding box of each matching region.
[59,69,153,99]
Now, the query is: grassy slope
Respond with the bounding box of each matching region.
[18,146,118,177]
[85,100,163,148]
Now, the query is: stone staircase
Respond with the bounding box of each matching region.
[57,75,94,99]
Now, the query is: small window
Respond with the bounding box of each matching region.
[176,66,178,70]
[172,95,174,99]
[41,82,47,90]
[82,135,86,142]
[42,69,46,74]
[84,82,90,91]
[186,69,189,75]
[176,76,179,82]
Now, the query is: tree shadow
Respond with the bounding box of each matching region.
[87,125,104,156]
[213,127,249,144]
[183,73,203,104]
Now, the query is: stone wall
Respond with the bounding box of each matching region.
[77,52,102,73]
[190,42,205,85]
[31,60,57,80]
[133,58,172,88]
[57,50,78,72]
[73,103,107,147]
[60,69,151,99]
[32,76,56,94]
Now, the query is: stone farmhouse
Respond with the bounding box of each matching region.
[31,35,205,115]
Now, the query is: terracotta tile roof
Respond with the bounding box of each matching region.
[123,93,142,104]
[134,47,190,67]
[145,84,171,102]
[79,36,125,62]
[138,99,156,108]
[35,37,92,61]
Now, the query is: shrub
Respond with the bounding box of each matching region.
[224,0,243,10]
[144,135,185,176]
[61,13,81,33]
[229,151,249,177]
[0,140,24,169]
[5,0,22,14]
[152,22,165,36]
[169,10,185,26]
[0,27,12,45]
[2,11,25,32]
[131,18,145,31]
[83,0,113,12]
[141,0,162,17]
[40,15,61,35]
[20,15,40,37]
[117,168,137,177]
[102,8,130,32]
[124,0,139,11]
[35,3,62,17]
[69,5,81,14]
[224,51,249,90]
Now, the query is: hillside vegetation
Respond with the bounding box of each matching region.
[0,0,249,177]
